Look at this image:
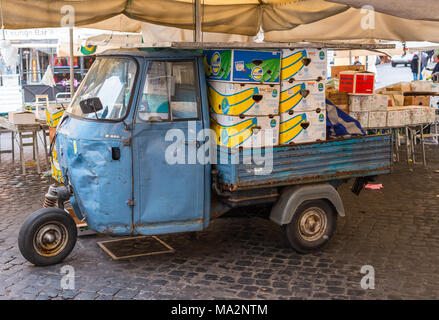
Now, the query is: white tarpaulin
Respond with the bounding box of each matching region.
[264,7,439,43]
[327,0,439,22]
[1,0,439,44]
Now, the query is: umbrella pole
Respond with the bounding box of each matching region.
[194,0,202,42]
[69,27,74,98]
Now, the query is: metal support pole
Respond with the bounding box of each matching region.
[69,27,75,98]
[194,0,202,43]
[405,126,410,164]
[421,125,426,167]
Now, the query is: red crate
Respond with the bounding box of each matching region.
[339,71,375,95]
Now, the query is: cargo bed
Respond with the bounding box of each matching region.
[215,134,392,192]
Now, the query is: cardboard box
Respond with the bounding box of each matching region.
[404,95,431,106]
[349,94,388,112]
[349,112,369,129]
[368,111,387,128]
[385,82,412,92]
[325,78,339,91]
[411,80,439,93]
[407,106,425,124]
[339,71,375,95]
[207,81,279,116]
[406,106,436,124]
[279,109,326,144]
[331,65,366,79]
[430,96,439,108]
[387,107,410,127]
[279,80,325,113]
[8,111,36,124]
[385,92,405,107]
[46,107,65,127]
[281,48,327,82]
[210,113,279,148]
[326,91,349,106]
[203,49,281,83]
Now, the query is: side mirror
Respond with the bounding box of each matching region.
[79,97,103,115]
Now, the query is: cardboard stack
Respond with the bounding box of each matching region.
[348,94,388,128]
[204,49,281,148]
[279,48,327,144]
[205,48,328,148]
[374,81,438,127]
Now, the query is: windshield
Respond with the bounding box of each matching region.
[68,57,137,120]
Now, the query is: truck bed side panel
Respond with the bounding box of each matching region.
[215,135,392,190]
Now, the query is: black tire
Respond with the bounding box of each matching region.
[18,208,77,266]
[282,200,337,254]
[391,62,396,67]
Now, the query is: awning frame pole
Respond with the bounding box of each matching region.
[194,0,202,43]
[69,27,74,98]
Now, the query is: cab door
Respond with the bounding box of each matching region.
[132,58,209,235]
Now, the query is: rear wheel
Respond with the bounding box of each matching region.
[391,62,396,67]
[282,200,337,253]
[18,208,77,266]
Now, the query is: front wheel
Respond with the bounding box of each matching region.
[282,200,337,253]
[18,208,77,266]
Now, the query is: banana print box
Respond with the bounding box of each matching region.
[203,49,281,83]
[203,50,232,81]
[281,49,327,82]
[280,80,325,113]
[207,81,280,116]
[210,113,279,148]
[279,110,326,144]
[232,50,281,83]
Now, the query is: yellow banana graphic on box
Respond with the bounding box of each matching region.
[203,56,212,77]
[207,83,259,115]
[211,117,257,148]
[279,113,307,144]
[279,83,305,113]
[281,50,307,81]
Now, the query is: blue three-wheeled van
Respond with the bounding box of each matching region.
[18,48,392,266]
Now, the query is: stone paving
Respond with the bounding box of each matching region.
[0,144,439,300]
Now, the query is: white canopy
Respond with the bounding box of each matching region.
[2,0,439,45]
[264,7,439,43]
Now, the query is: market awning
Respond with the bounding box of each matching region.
[264,7,439,43]
[327,0,439,22]
[3,1,439,45]
[0,0,349,35]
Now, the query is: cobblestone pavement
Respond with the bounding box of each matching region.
[0,145,439,300]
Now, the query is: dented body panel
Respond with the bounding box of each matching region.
[57,117,133,234]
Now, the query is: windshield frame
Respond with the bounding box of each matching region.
[66,55,140,123]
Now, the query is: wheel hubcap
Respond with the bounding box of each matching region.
[298,207,327,242]
[33,222,69,257]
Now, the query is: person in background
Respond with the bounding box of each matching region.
[427,54,439,81]
[420,52,428,80]
[353,56,362,65]
[411,54,420,80]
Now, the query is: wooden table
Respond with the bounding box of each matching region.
[0,117,50,174]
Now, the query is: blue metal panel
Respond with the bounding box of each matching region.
[215,135,392,190]
[56,116,134,235]
[132,56,210,235]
